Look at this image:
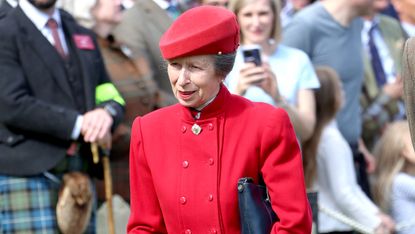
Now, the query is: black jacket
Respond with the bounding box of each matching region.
[0,1,13,19]
[0,7,124,175]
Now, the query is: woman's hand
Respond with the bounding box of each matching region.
[236,62,280,101]
[374,213,395,234]
[235,62,269,95]
[258,63,281,101]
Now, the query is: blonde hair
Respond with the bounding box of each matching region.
[228,0,282,44]
[373,121,410,212]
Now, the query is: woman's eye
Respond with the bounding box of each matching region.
[190,65,201,70]
[259,11,270,17]
[169,62,181,68]
[242,12,252,18]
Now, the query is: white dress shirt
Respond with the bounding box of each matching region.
[20,0,68,55]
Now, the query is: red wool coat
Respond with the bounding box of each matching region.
[128,86,312,233]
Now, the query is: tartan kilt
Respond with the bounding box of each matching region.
[0,173,96,234]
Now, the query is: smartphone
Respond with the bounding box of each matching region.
[242,45,262,66]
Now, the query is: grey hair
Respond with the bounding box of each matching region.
[213,52,237,77]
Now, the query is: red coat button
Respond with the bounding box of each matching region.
[185,229,192,234]
[211,228,217,234]
[208,194,214,201]
[208,158,214,165]
[182,160,189,168]
[208,123,214,130]
[181,126,187,133]
[180,196,187,204]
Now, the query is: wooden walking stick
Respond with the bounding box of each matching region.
[91,143,115,234]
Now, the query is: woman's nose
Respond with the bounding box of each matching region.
[177,68,190,86]
[251,15,261,27]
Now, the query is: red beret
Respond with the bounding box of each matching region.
[159,6,240,59]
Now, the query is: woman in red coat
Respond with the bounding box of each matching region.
[127,5,312,234]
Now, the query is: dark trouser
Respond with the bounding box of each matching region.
[349,143,372,199]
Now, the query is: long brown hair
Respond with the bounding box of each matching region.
[302,66,342,188]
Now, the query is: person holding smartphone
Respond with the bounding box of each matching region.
[225,0,320,143]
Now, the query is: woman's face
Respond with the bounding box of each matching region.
[237,0,274,45]
[167,55,222,108]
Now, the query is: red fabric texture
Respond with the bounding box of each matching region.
[127,86,312,233]
[159,6,240,59]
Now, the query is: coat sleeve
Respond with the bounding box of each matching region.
[260,108,312,234]
[127,117,167,233]
[0,23,78,140]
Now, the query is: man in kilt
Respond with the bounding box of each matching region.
[0,0,124,233]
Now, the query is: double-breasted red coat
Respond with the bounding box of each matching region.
[128,86,311,233]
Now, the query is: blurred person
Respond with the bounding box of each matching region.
[0,0,17,19]
[58,0,157,201]
[391,0,415,36]
[303,66,395,234]
[226,0,319,143]
[112,0,184,108]
[128,5,312,233]
[360,0,407,150]
[373,120,415,234]
[283,0,375,198]
[56,0,96,28]
[0,0,125,232]
[280,0,315,27]
[197,0,228,7]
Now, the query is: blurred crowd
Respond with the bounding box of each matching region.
[1,0,415,233]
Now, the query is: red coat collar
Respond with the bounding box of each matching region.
[180,84,230,122]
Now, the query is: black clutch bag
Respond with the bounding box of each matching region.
[237,177,278,234]
[237,177,319,234]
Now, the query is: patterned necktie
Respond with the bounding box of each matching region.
[46,18,66,58]
[368,24,386,87]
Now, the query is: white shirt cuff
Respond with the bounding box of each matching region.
[71,115,83,140]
